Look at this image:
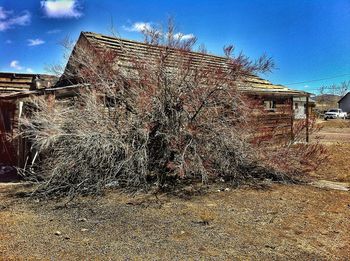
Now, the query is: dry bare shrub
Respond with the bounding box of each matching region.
[21,93,149,197]
[252,112,328,176]
[21,20,326,198]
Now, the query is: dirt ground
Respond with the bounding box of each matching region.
[314,119,350,144]
[309,119,350,183]
[309,143,350,183]
[0,120,349,260]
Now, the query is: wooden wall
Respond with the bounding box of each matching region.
[248,95,293,142]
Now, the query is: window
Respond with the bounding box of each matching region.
[264,100,276,111]
[295,103,298,109]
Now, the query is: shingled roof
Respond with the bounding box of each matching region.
[0,32,307,100]
[77,32,308,97]
[0,72,57,93]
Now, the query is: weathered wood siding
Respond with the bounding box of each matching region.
[248,95,293,141]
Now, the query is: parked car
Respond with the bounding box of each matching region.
[324,108,347,120]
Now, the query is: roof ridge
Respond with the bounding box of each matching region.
[0,72,56,77]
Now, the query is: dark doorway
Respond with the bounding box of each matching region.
[0,101,19,181]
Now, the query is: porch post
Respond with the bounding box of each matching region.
[306,95,309,143]
[290,97,294,141]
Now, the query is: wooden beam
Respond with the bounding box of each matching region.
[290,98,294,141]
[306,95,309,143]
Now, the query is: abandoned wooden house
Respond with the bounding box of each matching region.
[62,32,311,136]
[59,32,311,133]
[0,32,311,179]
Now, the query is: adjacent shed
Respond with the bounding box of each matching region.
[338,92,350,113]
[0,72,57,179]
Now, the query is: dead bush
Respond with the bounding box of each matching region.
[20,20,326,198]
[21,93,150,197]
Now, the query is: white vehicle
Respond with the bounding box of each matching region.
[324,108,347,120]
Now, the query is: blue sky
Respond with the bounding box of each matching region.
[0,0,349,93]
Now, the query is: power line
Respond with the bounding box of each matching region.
[284,73,350,86]
[296,86,349,91]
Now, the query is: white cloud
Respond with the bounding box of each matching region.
[41,0,83,18]
[0,6,12,20]
[123,22,195,42]
[123,22,152,32]
[28,38,45,46]
[173,33,195,41]
[9,60,34,73]
[10,60,23,70]
[122,21,196,45]
[0,7,31,31]
[47,28,61,34]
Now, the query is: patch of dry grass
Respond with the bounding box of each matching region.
[317,119,350,129]
[309,143,350,182]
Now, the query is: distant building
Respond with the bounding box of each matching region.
[338,92,350,113]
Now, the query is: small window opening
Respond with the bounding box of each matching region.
[264,100,276,112]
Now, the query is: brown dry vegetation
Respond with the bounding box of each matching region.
[309,119,350,182]
[21,26,325,198]
[315,119,350,144]
[0,121,349,260]
[1,27,348,260]
[318,119,350,129]
[309,143,350,183]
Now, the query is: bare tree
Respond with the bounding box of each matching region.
[338,81,350,97]
[317,81,350,111]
